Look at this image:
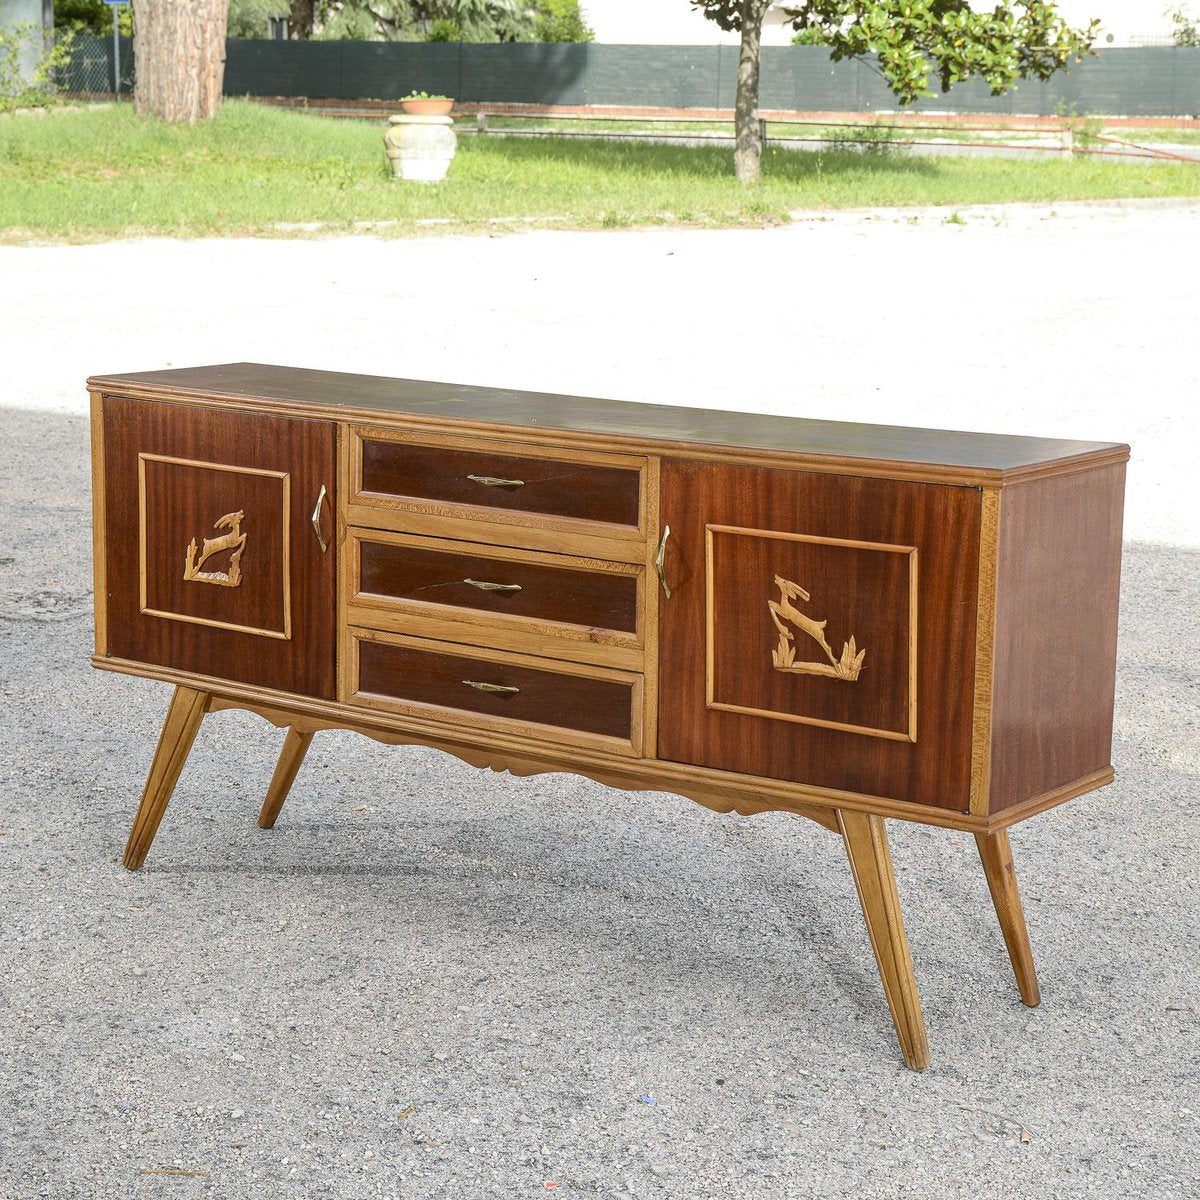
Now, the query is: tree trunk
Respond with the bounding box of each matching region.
[733,0,768,184]
[289,0,316,40]
[132,0,230,123]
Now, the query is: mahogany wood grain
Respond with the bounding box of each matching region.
[258,727,315,829]
[123,685,209,869]
[357,638,634,741]
[358,537,639,633]
[101,395,337,699]
[838,810,930,1071]
[987,463,1126,813]
[975,830,1040,1006]
[90,363,1128,485]
[360,437,641,527]
[658,460,981,811]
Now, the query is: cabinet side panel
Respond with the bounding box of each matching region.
[988,463,1126,814]
[102,395,338,700]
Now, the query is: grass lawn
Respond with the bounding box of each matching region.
[1,99,1198,242]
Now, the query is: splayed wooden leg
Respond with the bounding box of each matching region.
[838,809,930,1071]
[257,727,315,830]
[975,829,1041,1007]
[122,686,209,870]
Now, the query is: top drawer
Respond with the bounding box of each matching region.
[347,427,649,559]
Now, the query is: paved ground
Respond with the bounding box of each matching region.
[1,204,1197,1198]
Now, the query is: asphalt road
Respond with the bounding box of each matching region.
[1,203,1197,1198]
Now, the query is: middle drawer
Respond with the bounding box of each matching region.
[345,529,645,671]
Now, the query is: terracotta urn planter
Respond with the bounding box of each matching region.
[385,114,457,182]
[399,97,454,117]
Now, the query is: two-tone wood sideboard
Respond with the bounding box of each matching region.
[88,363,1128,1070]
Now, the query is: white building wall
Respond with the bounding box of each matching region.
[581,2,1180,49]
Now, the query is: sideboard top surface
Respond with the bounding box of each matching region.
[89,362,1128,483]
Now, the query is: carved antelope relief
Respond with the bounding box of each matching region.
[769,575,866,681]
[183,510,247,587]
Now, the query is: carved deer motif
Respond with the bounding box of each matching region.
[183,510,247,587]
[769,575,865,681]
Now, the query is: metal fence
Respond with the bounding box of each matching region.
[60,37,1200,118]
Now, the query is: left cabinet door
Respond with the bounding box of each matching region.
[98,396,337,699]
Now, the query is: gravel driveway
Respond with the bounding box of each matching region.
[1,202,1197,1199]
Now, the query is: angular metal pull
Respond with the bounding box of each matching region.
[463,680,520,695]
[467,474,525,489]
[464,579,523,593]
[655,524,672,600]
[310,483,329,554]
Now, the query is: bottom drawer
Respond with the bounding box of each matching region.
[348,629,642,754]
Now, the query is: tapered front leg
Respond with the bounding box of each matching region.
[975,829,1041,1007]
[122,686,209,870]
[838,810,930,1071]
[257,727,315,829]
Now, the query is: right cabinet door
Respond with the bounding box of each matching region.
[657,460,982,813]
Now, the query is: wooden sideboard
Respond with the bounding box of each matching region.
[89,363,1128,1070]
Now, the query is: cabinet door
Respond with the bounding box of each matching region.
[100,396,337,699]
[657,460,982,812]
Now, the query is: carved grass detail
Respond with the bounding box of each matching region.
[769,575,866,681]
[184,510,247,587]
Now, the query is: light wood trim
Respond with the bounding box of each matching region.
[838,810,930,1071]
[92,658,1116,835]
[258,727,315,829]
[122,685,210,869]
[344,501,647,564]
[90,390,109,657]
[205,691,841,834]
[346,626,645,758]
[336,423,355,704]
[344,603,644,672]
[347,425,648,551]
[975,829,1040,1007]
[136,453,293,641]
[347,527,645,655]
[969,487,1001,815]
[92,382,1129,489]
[704,524,918,743]
[640,454,662,759]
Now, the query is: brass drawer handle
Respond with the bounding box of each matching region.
[467,474,525,489]
[463,578,522,593]
[655,524,672,600]
[463,680,520,695]
[310,483,329,554]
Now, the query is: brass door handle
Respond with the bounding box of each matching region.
[463,579,523,593]
[655,524,672,599]
[310,483,329,554]
[463,680,520,695]
[467,474,525,489]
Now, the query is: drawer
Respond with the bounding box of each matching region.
[345,427,649,561]
[346,530,644,667]
[348,629,642,754]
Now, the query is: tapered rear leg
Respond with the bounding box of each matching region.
[257,727,314,829]
[838,810,931,1071]
[122,686,209,870]
[975,829,1041,1007]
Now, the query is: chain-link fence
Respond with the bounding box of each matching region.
[61,34,133,96]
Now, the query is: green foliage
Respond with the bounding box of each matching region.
[534,0,594,43]
[401,89,450,98]
[0,24,77,113]
[55,0,132,37]
[1169,5,1200,47]
[426,18,465,40]
[693,1,1099,104]
[228,0,291,39]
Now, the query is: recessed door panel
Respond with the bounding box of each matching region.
[102,396,336,699]
[658,460,981,811]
